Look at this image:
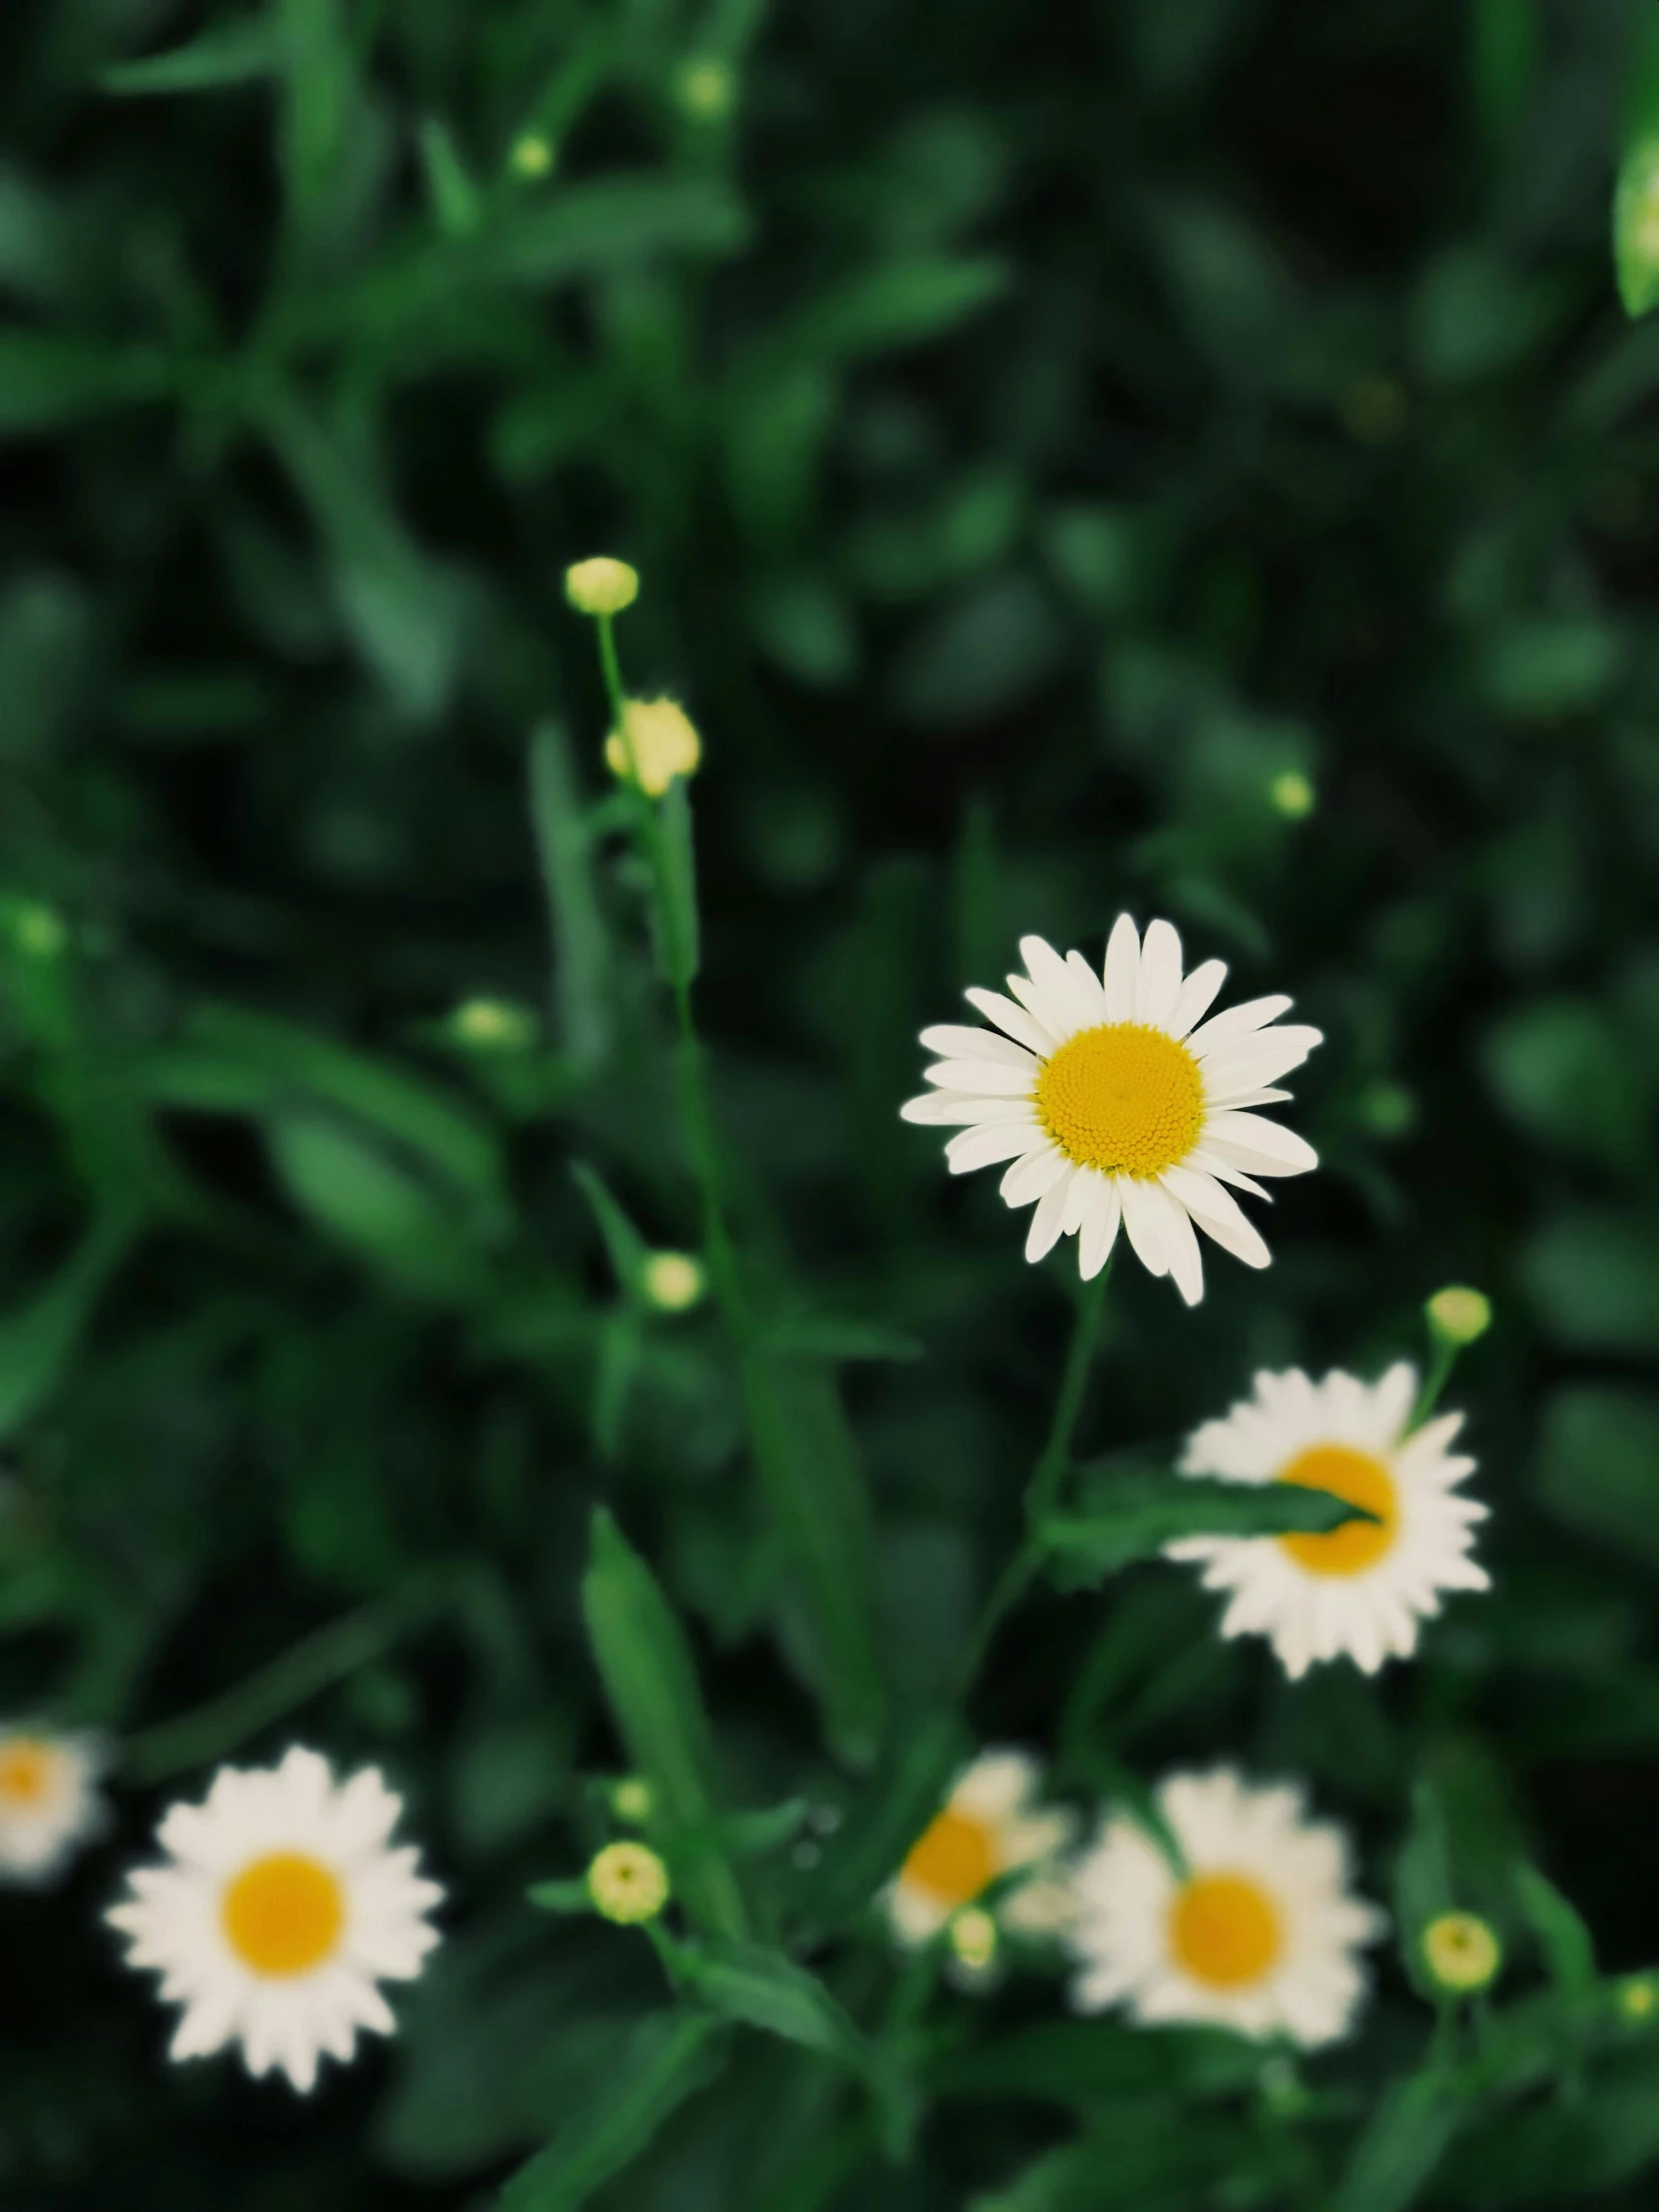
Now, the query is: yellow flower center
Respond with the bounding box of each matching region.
[0,1739,53,1806]
[901,1807,1000,1910]
[1035,1023,1205,1178]
[1277,1443,1397,1576]
[222,1853,345,1977]
[1170,1872,1283,1988]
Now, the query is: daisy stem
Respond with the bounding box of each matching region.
[959,1262,1112,1686]
[1409,1336,1459,1428]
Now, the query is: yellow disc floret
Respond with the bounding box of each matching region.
[605,698,702,798]
[901,1807,1000,1911]
[588,1840,671,1926]
[0,1737,54,1807]
[1170,1872,1283,1988]
[1278,1444,1397,1577]
[1036,1023,1205,1178]
[1421,1911,1501,1994]
[222,1853,345,1977]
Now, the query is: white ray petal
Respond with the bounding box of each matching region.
[901,1092,1034,1126]
[1118,1175,1169,1277]
[964,985,1058,1056]
[1136,918,1184,1029]
[946,1123,1048,1173]
[1079,1179,1121,1279]
[1001,1145,1071,1207]
[1024,1172,1074,1262]
[918,1023,1037,1068]
[1186,995,1294,1058]
[1204,1112,1319,1177]
[1102,913,1140,1021]
[1160,1164,1271,1269]
[1065,948,1110,1024]
[1168,958,1229,1039]
[1021,935,1101,1036]
[924,1058,1037,1096]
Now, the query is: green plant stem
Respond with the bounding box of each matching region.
[959,1262,1111,1687]
[1410,1335,1460,1428]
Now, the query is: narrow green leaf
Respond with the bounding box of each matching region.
[497,2011,727,2212]
[741,1355,886,1764]
[752,1316,923,1364]
[0,332,168,435]
[277,0,355,232]
[528,720,612,1069]
[481,178,749,288]
[666,1798,812,1867]
[1514,1863,1595,1994]
[1042,1474,1370,1586]
[581,1510,750,1938]
[266,1110,490,1303]
[417,117,482,237]
[101,18,281,95]
[1332,2072,1463,2212]
[653,781,701,987]
[526,1879,594,1914]
[1394,1779,1454,1996]
[0,1216,136,1440]
[1471,0,1538,158]
[772,257,1009,365]
[805,1707,967,1936]
[675,1937,870,2071]
[570,1162,650,1292]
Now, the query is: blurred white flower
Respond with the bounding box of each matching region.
[885,1748,1075,1948]
[107,1746,442,2093]
[901,916,1321,1303]
[1167,1364,1489,1676]
[0,1725,107,1885]
[1068,1767,1383,2046]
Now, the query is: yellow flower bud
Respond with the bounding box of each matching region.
[452,997,536,1049]
[588,1840,671,1926]
[949,1906,998,1972]
[611,1777,654,1826]
[641,1251,705,1313]
[510,133,556,180]
[1426,1286,1491,1348]
[1269,771,1316,820]
[604,697,701,798]
[1619,1973,1658,2021]
[564,557,639,618]
[1420,1911,1501,1995]
[676,57,736,122]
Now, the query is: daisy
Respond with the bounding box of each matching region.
[1068,1767,1384,2045]
[0,1724,107,1884]
[107,1745,442,2093]
[899,916,1321,1303]
[885,1748,1075,1948]
[1166,1364,1489,1677]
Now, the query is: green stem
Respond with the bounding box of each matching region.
[959,1262,1111,1687]
[1410,1335,1459,1428]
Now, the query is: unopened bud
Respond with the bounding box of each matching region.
[605,697,701,798]
[1421,1911,1501,1995]
[565,557,639,618]
[641,1251,705,1313]
[1426,1286,1491,1348]
[588,1840,670,1926]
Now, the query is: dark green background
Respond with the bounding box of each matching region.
[3,0,1659,2203]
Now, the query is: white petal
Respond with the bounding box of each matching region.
[1008,969,1078,1045]
[1102,913,1140,1021]
[1199,1027,1323,1093]
[1186,996,1294,1058]
[1136,919,1183,1029]
[1079,1181,1121,1279]
[1061,1165,1098,1235]
[1204,1112,1319,1177]
[1168,959,1228,1039]
[946,1123,1047,1173]
[902,1091,1034,1126]
[1117,1176,1169,1277]
[1001,1145,1071,1207]
[1186,1144,1273,1202]
[964,986,1059,1056]
[1156,1186,1206,1305]
[918,1023,1037,1069]
[1021,936,1102,1036]
[1160,1165,1272,1270]
[924,1058,1037,1096]
[1024,1174,1073,1263]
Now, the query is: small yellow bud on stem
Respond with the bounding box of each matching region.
[641,1252,705,1313]
[1420,1911,1502,1996]
[588,1840,671,1926]
[605,698,702,799]
[565,558,640,619]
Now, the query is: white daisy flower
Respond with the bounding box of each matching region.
[107,1745,443,2093]
[899,916,1321,1303]
[885,1748,1076,1948]
[1166,1364,1489,1677]
[0,1724,107,1884]
[1068,1767,1384,2046]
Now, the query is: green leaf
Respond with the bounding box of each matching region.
[674,1937,872,2072]
[1471,0,1539,158]
[0,1216,136,1440]
[653,781,701,987]
[528,719,613,1070]
[266,1109,490,1303]
[482,178,749,287]
[581,1510,750,1938]
[751,1316,923,1363]
[1513,1864,1595,1994]
[417,117,482,238]
[804,1707,967,1936]
[1041,1473,1370,1585]
[0,332,169,435]
[1522,1210,1659,1355]
[526,1879,594,1915]
[101,18,282,95]
[570,1162,650,1294]
[1481,999,1647,1174]
[1535,1385,1659,1571]
[1393,1779,1454,1997]
[1331,2072,1463,2212]
[497,2011,727,2212]
[773,256,1009,365]
[887,572,1066,726]
[740,1355,886,1765]
[1616,138,1659,320]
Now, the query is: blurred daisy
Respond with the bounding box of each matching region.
[1167,1364,1488,1676]
[0,1725,106,1884]
[1068,1768,1383,2045]
[885,1748,1075,1949]
[107,1745,442,2093]
[900,917,1320,1303]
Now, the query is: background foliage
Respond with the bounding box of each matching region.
[4,0,1659,2204]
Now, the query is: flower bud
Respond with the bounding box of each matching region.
[949,1907,998,1973]
[676,57,736,122]
[565,557,639,618]
[1426,1286,1491,1348]
[510,133,556,180]
[1619,1973,1657,2022]
[451,998,536,1049]
[610,1777,654,1826]
[588,1840,671,1926]
[1269,771,1316,820]
[605,697,701,798]
[642,1251,705,1313]
[1420,1911,1501,1995]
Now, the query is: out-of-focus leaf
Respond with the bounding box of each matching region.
[772,257,1008,367]
[745,574,859,687]
[101,19,282,95]
[1394,1779,1453,1997]
[570,1162,650,1294]
[1476,620,1623,721]
[1412,244,1570,384]
[1535,1385,1659,1571]
[753,1316,922,1363]
[673,1937,872,2074]
[653,782,701,987]
[1514,1864,1595,1994]
[0,332,169,433]
[1146,195,1299,380]
[0,570,90,758]
[804,1707,967,1936]
[267,1110,491,1302]
[581,1510,750,1938]
[1523,1210,1659,1354]
[417,117,481,238]
[528,719,612,1070]
[1042,1474,1368,1585]
[0,1216,136,1441]
[1481,999,1647,1173]
[1471,0,1539,157]
[887,571,1065,725]
[930,2018,1258,2107]
[1332,2072,1463,2212]
[497,2011,728,2211]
